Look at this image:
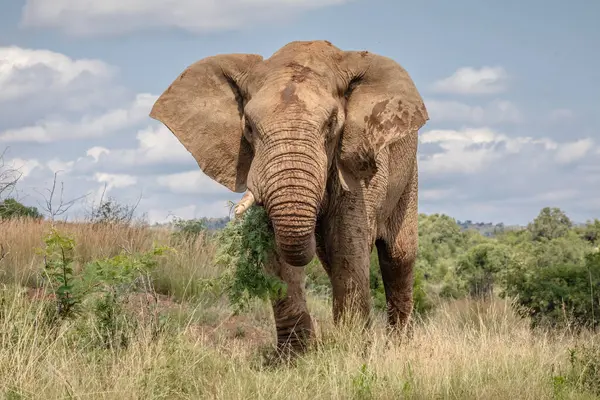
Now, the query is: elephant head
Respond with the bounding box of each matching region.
[150,41,428,267]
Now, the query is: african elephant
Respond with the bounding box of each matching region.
[150,40,429,353]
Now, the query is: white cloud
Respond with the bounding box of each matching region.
[87,147,110,162]
[134,125,189,162]
[76,124,193,172]
[554,138,594,165]
[418,128,560,175]
[156,170,228,195]
[419,128,596,177]
[419,128,504,174]
[425,99,521,124]
[0,93,156,143]
[21,0,351,36]
[5,157,42,178]
[94,172,137,188]
[0,46,114,102]
[431,66,508,95]
[109,124,191,165]
[47,158,75,174]
[418,130,600,225]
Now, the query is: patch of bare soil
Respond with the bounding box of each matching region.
[187,313,273,348]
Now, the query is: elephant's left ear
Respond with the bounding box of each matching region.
[336,51,429,191]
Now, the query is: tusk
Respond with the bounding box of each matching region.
[234,191,255,218]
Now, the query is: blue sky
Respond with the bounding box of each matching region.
[1,0,599,225]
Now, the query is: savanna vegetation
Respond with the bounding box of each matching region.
[1,183,599,398]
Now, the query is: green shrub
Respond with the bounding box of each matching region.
[38,228,82,320]
[0,198,43,220]
[503,251,600,330]
[456,242,514,299]
[172,218,207,242]
[38,227,172,347]
[214,206,286,312]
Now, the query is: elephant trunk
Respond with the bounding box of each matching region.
[260,137,325,267]
[269,198,318,267]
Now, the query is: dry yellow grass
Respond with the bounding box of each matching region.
[0,218,598,399]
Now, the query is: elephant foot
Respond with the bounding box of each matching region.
[257,326,313,369]
[384,316,415,349]
[275,313,314,354]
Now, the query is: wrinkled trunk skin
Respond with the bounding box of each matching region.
[254,129,326,267]
[264,164,322,267]
[268,192,318,267]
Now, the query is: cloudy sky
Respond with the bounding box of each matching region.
[1,0,598,225]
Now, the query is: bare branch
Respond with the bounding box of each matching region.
[0,147,22,201]
[85,184,145,226]
[35,170,88,222]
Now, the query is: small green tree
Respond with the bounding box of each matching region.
[417,213,467,283]
[0,198,43,220]
[172,218,207,242]
[89,197,138,225]
[503,251,600,330]
[39,228,81,320]
[578,219,600,246]
[456,242,513,298]
[528,207,572,241]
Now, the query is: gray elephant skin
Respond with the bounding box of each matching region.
[150,40,429,353]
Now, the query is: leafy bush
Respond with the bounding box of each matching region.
[0,198,43,220]
[528,207,572,241]
[38,227,171,348]
[172,217,207,243]
[214,206,286,312]
[88,196,141,226]
[456,242,514,299]
[503,251,600,330]
[39,228,81,319]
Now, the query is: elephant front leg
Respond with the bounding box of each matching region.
[319,207,373,327]
[267,256,314,354]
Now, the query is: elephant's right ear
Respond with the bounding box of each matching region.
[149,53,263,193]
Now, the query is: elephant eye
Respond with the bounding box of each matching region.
[343,76,362,99]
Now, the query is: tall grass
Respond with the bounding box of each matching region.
[0,218,598,399]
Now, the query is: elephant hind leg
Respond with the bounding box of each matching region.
[375,238,416,332]
[376,166,418,332]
